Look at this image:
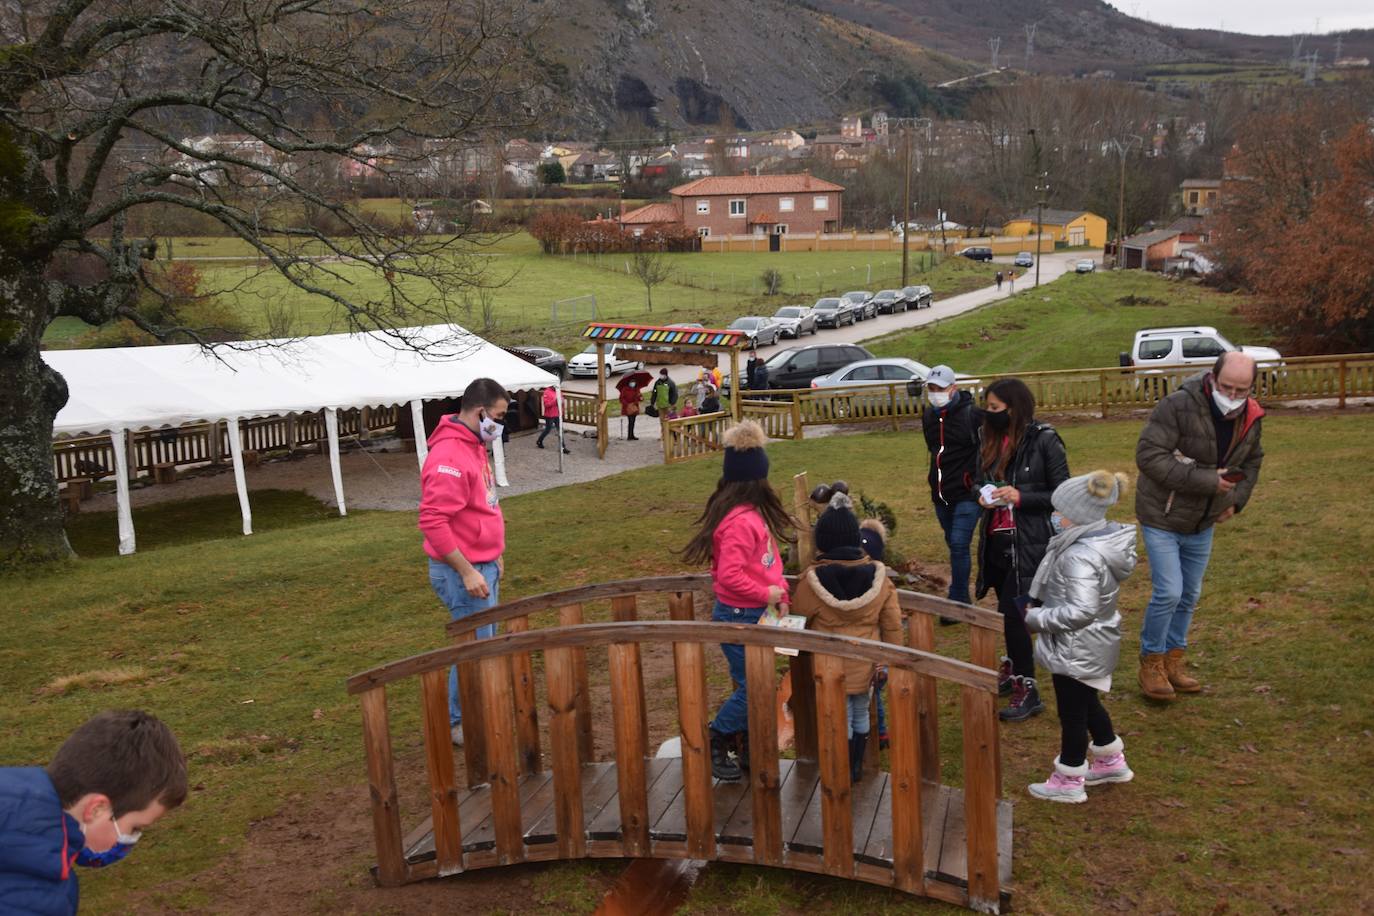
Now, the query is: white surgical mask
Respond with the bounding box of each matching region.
[927,391,951,408]
[1211,389,1246,415]
[478,413,503,443]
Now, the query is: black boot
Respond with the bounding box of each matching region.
[997,656,1014,696]
[709,727,742,782]
[734,731,751,775]
[999,675,1046,722]
[848,732,869,784]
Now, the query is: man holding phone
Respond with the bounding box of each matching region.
[1134,352,1265,701]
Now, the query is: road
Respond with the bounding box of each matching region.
[561,250,1087,397]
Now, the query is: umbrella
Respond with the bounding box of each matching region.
[616,371,653,392]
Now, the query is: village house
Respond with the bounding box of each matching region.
[1179,178,1221,216]
[1002,209,1108,249]
[618,173,844,238]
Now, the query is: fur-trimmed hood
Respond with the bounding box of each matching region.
[806,559,885,608]
[792,556,904,689]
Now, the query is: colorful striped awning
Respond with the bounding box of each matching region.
[581,323,749,349]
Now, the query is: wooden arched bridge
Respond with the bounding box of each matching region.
[347,575,1014,913]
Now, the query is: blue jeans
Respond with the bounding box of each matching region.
[429,558,500,725]
[847,689,872,739]
[1139,525,1214,656]
[709,599,765,735]
[933,499,980,605]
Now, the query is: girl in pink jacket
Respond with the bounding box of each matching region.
[681,420,793,782]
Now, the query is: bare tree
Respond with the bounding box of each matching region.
[0,0,553,567]
[630,249,672,313]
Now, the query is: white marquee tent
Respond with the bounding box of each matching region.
[44,325,560,555]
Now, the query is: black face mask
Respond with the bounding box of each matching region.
[986,410,1011,432]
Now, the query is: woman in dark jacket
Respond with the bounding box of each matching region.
[974,377,1071,722]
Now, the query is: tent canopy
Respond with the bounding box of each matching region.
[45,324,558,437]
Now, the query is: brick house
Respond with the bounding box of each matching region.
[1179,178,1221,216]
[661,174,845,237]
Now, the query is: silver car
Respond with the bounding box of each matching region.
[772,305,817,338]
[728,316,781,348]
[810,357,934,390]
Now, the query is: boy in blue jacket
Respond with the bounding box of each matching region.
[0,710,187,914]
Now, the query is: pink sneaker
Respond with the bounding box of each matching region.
[1086,737,1134,785]
[1028,758,1087,803]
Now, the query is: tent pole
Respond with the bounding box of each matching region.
[492,432,510,487]
[324,407,347,517]
[226,417,253,536]
[109,428,136,556]
[556,384,565,474]
[410,399,428,472]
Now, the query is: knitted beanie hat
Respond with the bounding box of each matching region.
[721,420,770,482]
[859,518,887,561]
[1052,470,1131,525]
[815,492,862,554]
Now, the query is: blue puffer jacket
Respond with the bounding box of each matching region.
[0,768,81,916]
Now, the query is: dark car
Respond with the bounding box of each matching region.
[725,343,876,395]
[811,297,854,329]
[512,345,567,379]
[900,285,933,309]
[841,291,877,321]
[871,289,906,314]
[958,246,994,261]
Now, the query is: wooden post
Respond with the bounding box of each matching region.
[791,396,803,440]
[1100,371,1109,419]
[887,668,923,893]
[419,670,464,876]
[729,349,741,421]
[479,655,525,866]
[889,384,900,432]
[788,653,818,762]
[596,343,608,459]
[286,413,299,450]
[208,421,223,465]
[673,638,714,859]
[359,687,407,886]
[661,413,673,465]
[1339,359,1348,409]
[667,590,695,622]
[813,652,854,878]
[746,644,783,867]
[546,647,587,859]
[793,472,815,571]
[609,642,650,856]
[908,612,941,785]
[559,604,594,763]
[961,684,1001,911]
[505,616,542,775]
[969,626,1002,798]
[452,631,488,791]
[611,595,650,757]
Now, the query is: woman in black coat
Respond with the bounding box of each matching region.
[974,377,1071,723]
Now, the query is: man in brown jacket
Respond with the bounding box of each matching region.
[1135,351,1264,700]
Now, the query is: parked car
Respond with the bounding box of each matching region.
[900,285,933,309]
[772,305,818,338]
[871,289,906,314]
[511,345,567,379]
[841,291,877,321]
[958,246,994,261]
[1122,327,1282,370]
[723,343,875,395]
[1075,258,1096,273]
[566,343,643,377]
[811,297,854,328]
[811,357,934,390]
[1013,251,1034,268]
[728,316,782,348]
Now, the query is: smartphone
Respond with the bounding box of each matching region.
[1221,470,1245,483]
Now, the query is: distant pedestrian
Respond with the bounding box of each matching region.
[995,270,1004,291]
[650,368,677,415]
[535,386,570,454]
[1007,270,1016,293]
[619,377,643,441]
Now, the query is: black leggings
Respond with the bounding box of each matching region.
[985,537,1034,679]
[536,417,559,445]
[1052,674,1117,767]
[627,413,637,437]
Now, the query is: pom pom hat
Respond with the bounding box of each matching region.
[721,420,770,482]
[815,492,862,554]
[1052,470,1131,525]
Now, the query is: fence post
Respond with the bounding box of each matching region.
[890,384,900,432]
[1099,371,1109,419]
[1339,359,1348,409]
[791,397,803,440]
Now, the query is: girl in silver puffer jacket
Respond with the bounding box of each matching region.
[1021,470,1139,804]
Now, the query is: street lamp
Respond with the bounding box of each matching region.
[1034,172,1049,288]
[892,117,932,287]
[1107,135,1143,268]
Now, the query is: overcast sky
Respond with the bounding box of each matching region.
[1138,1,1374,36]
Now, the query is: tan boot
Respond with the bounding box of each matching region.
[1139,654,1175,701]
[1164,649,1202,693]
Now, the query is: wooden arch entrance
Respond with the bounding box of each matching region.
[348,575,1013,912]
[580,323,750,458]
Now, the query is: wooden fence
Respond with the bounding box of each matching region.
[52,406,399,483]
[347,574,1011,911]
[662,353,1374,463]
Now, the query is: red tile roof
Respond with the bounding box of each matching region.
[618,202,682,225]
[669,174,844,196]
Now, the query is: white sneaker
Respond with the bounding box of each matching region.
[450,724,464,746]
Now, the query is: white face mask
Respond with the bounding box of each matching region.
[1211,389,1246,415]
[927,390,951,408]
[477,412,504,443]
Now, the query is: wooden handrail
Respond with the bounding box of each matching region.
[348,620,999,694]
[441,574,1003,639]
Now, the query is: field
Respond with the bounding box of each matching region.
[6,410,1371,913]
[43,231,992,358]
[865,271,1270,373]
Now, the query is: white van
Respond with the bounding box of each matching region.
[1122,327,1281,370]
[566,343,644,377]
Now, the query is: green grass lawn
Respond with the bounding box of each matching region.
[4,411,1371,912]
[42,234,993,358]
[865,272,1272,374]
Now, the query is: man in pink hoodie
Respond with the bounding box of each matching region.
[419,377,510,746]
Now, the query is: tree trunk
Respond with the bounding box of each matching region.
[0,265,73,567]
